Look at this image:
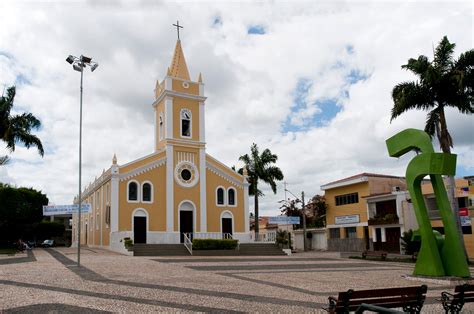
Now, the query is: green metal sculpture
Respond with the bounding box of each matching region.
[386,129,469,277]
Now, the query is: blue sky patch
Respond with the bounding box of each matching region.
[457,164,473,177]
[15,74,31,86]
[212,16,222,27]
[247,25,265,35]
[282,79,342,133]
[346,69,368,84]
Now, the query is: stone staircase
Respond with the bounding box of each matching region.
[133,244,189,256]
[238,243,287,256]
[133,243,286,256]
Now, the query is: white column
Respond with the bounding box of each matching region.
[372,227,377,242]
[165,97,173,139]
[244,182,250,233]
[166,145,174,232]
[110,166,119,233]
[381,227,387,242]
[199,148,207,232]
[199,102,205,142]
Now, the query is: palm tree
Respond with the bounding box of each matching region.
[239,143,284,239]
[391,36,473,250]
[0,86,44,162]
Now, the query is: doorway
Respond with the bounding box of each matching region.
[222,218,233,236]
[134,216,147,244]
[180,211,193,243]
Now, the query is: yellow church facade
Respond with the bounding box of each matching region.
[72,40,250,253]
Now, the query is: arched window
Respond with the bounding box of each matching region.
[216,187,225,206]
[181,109,191,138]
[142,182,152,203]
[228,188,236,206]
[128,181,138,202]
[159,113,164,140]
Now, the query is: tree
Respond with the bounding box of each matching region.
[391,36,473,252]
[0,86,44,163]
[238,143,284,238]
[0,183,48,245]
[306,194,327,228]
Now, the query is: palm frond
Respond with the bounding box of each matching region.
[391,82,433,121]
[401,56,430,76]
[434,36,455,72]
[0,155,9,165]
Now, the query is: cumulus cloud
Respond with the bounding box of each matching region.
[0,0,472,217]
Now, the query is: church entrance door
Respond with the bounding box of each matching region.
[222,218,232,236]
[180,211,193,243]
[134,217,147,244]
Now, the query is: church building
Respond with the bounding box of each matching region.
[72,39,251,253]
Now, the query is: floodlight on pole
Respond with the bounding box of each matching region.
[66,53,98,267]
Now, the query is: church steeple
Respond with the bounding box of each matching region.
[169,40,190,80]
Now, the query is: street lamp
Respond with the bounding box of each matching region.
[285,188,307,252]
[66,55,98,267]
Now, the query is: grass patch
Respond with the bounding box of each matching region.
[0,248,17,255]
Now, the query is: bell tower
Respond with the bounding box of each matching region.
[153,39,206,151]
[152,36,209,235]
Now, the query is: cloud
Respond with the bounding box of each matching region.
[0,0,472,217]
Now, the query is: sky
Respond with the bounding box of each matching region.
[0,0,473,217]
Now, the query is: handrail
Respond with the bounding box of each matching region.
[192,232,233,240]
[183,233,192,255]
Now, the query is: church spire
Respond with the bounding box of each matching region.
[168,39,190,80]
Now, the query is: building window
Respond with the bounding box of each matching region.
[335,193,359,206]
[142,182,152,203]
[105,205,111,227]
[345,227,357,238]
[159,113,164,140]
[217,187,225,206]
[329,228,340,239]
[180,109,191,138]
[228,188,236,206]
[128,181,138,202]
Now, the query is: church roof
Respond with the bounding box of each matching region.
[169,40,190,80]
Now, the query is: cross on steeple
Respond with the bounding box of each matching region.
[172,20,183,40]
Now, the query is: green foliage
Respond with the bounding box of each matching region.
[368,213,399,225]
[391,36,473,153]
[35,221,65,239]
[280,194,327,229]
[238,143,284,235]
[192,239,238,250]
[123,237,133,249]
[401,229,421,255]
[276,230,289,246]
[0,86,44,158]
[0,183,48,244]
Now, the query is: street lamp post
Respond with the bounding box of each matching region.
[66,55,98,267]
[285,188,308,252]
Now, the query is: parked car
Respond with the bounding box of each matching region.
[41,240,55,247]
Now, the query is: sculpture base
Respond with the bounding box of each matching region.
[403,274,474,286]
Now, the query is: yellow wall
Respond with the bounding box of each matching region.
[172,78,200,96]
[173,145,201,232]
[118,165,167,231]
[173,98,200,141]
[325,182,370,226]
[205,168,245,233]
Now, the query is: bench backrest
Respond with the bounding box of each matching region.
[453,284,474,304]
[333,285,427,312]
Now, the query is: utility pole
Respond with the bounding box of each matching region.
[302,191,307,252]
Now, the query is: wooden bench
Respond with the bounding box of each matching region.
[440,284,474,313]
[327,285,428,313]
[362,250,387,260]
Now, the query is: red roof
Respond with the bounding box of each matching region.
[323,172,403,187]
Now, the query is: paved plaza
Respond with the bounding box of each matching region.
[1,248,473,312]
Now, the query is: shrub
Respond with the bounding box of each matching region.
[401,229,420,255]
[192,239,238,250]
[276,230,289,246]
[123,237,133,249]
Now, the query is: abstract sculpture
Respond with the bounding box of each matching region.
[386,129,469,277]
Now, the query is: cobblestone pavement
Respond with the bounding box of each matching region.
[1,248,473,312]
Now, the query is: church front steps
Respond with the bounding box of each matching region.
[133,244,189,256]
[133,243,286,256]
